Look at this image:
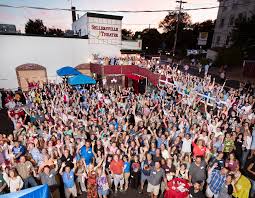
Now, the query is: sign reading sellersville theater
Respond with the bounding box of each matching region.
[91,25,119,37]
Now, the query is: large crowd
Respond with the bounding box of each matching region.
[0,62,254,198]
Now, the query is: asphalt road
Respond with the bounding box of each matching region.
[178,65,240,89]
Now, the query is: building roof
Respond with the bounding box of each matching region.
[16,63,46,71]
[87,12,123,20]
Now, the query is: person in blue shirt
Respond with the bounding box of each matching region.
[12,141,26,160]
[123,155,131,191]
[80,140,94,166]
[59,161,77,198]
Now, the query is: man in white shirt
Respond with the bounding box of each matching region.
[181,134,192,154]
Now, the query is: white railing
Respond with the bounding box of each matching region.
[158,79,227,107]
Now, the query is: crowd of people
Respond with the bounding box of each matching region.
[0,61,254,198]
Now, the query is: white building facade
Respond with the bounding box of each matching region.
[211,0,255,48]
[0,13,142,89]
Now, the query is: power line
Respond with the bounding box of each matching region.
[0,4,217,13]
[0,3,254,13]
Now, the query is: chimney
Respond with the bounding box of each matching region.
[71,6,76,22]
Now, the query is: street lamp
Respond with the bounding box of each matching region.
[145,46,149,58]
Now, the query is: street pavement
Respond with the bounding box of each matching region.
[178,65,240,89]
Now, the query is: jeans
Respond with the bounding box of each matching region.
[23,176,37,189]
[250,179,255,197]
[241,149,250,168]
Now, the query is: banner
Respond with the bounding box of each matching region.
[197,32,208,46]
[0,184,49,198]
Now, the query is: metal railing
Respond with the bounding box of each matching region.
[158,79,227,107]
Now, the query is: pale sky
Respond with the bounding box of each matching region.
[0,0,219,32]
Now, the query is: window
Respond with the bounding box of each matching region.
[219,18,225,27]
[226,36,230,45]
[216,36,221,45]
[229,15,235,26]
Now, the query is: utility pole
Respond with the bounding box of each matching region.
[173,0,187,57]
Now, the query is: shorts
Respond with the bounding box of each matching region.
[147,183,160,196]
[64,185,77,198]
[98,189,109,196]
[141,173,150,183]
[206,186,219,198]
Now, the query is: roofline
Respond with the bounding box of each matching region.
[86,12,123,20]
[0,32,88,39]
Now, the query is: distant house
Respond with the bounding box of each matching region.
[0,24,16,33]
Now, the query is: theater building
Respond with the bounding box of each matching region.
[0,12,142,90]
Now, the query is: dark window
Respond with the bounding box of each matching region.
[229,15,235,26]
[220,18,225,27]
[216,36,221,45]
[232,3,237,9]
[226,36,230,45]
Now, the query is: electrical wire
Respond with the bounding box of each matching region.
[0,4,221,13]
[0,2,254,13]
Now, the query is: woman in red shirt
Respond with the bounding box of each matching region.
[192,138,207,158]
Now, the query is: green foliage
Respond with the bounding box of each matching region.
[25,19,64,37]
[200,57,209,65]
[121,29,133,40]
[159,11,191,32]
[158,12,214,55]
[140,28,162,54]
[25,19,47,35]
[231,15,255,59]
[47,28,64,36]
[215,14,255,67]
[215,47,242,67]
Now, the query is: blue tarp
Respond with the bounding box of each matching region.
[68,74,96,85]
[56,66,81,76]
[0,184,49,198]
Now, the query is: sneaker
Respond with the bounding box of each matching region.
[138,190,143,194]
[114,189,118,193]
[119,188,124,192]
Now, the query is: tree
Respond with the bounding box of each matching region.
[132,31,142,40]
[192,20,215,49]
[25,19,47,35]
[230,15,255,59]
[47,28,64,36]
[159,11,191,32]
[140,28,162,54]
[215,47,242,67]
[121,29,133,40]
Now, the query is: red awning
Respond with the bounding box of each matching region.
[126,74,142,81]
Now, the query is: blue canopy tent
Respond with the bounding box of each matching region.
[56,66,81,77]
[68,74,96,85]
